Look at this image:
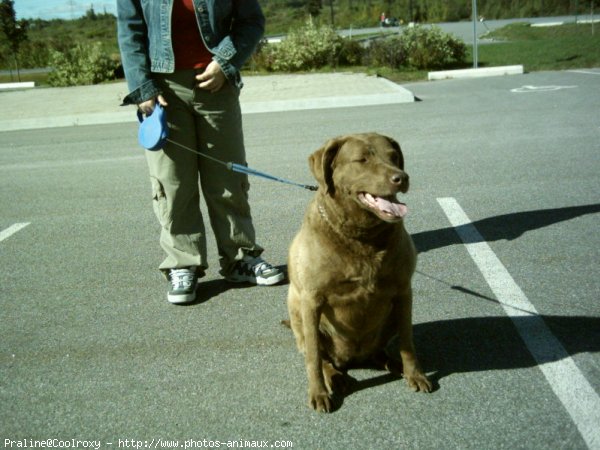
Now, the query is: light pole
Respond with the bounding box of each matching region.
[472,0,479,68]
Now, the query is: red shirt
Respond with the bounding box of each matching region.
[171,0,213,70]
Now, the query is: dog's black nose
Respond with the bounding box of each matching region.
[390,173,404,185]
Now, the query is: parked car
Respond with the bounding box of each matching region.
[382,17,400,27]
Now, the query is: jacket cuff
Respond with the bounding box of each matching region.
[213,55,242,89]
[120,79,161,106]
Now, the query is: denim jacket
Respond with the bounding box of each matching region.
[117,0,265,105]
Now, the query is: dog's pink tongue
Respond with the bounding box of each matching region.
[368,194,408,217]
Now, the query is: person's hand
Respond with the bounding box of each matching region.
[196,60,226,93]
[138,94,168,116]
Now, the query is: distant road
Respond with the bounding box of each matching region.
[265,15,585,43]
[321,15,587,42]
[0,67,51,76]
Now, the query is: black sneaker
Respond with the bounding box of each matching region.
[225,256,284,286]
[167,267,198,304]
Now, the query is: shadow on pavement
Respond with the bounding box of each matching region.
[185,265,289,305]
[326,313,599,409]
[413,203,600,253]
[415,315,600,384]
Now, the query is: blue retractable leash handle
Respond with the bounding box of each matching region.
[137,103,169,151]
[137,104,317,191]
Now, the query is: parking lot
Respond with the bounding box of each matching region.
[1,69,599,449]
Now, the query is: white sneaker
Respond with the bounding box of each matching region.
[167,267,198,304]
[225,256,285,286]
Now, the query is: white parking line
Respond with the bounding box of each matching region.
[510,85,578,93]
[0,222,30,243]
[437,197,600,450]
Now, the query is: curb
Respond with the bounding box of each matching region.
[428,65,524,81]
[241,92,414,114]
[0,111,134,132]
[0,81,35,90]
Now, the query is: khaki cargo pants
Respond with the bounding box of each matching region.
[146,70,263,278]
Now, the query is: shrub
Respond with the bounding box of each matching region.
[246,37,273,72]
[364,25,466,70]
[47,41,117,87]
[16,40,51,68]
[252,23,466,73]
[261,19,345,71]
[366,35,408,68]
[400,25,466,70]
[337,38,365,66]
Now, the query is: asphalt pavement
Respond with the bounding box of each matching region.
[1,69,599,449]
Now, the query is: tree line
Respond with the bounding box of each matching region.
[0,0,589,76]
[0,0,117,79]
[265,0,588,28]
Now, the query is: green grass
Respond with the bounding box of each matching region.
[0,71,50,86]
[473,22,600,71]
[378,21,600,81]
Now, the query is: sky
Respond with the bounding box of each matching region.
[14,0,117,20]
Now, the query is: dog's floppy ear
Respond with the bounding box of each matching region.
[308,137,344,195]
[385,135,404,170]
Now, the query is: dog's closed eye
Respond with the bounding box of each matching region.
[352,147,375,164]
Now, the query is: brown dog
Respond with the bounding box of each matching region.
[287,133,432,412]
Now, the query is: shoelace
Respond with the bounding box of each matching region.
[254,261,274,275]
[243,258,274,276]
[170,269,195,289]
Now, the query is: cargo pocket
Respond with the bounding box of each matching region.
[150,177,169,228]
[241,176,250,201]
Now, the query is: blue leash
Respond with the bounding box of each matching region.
[137,103,316,191]
[166,138,318,192]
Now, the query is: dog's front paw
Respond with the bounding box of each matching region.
[405,370,432,393]
[308,389,335,413]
